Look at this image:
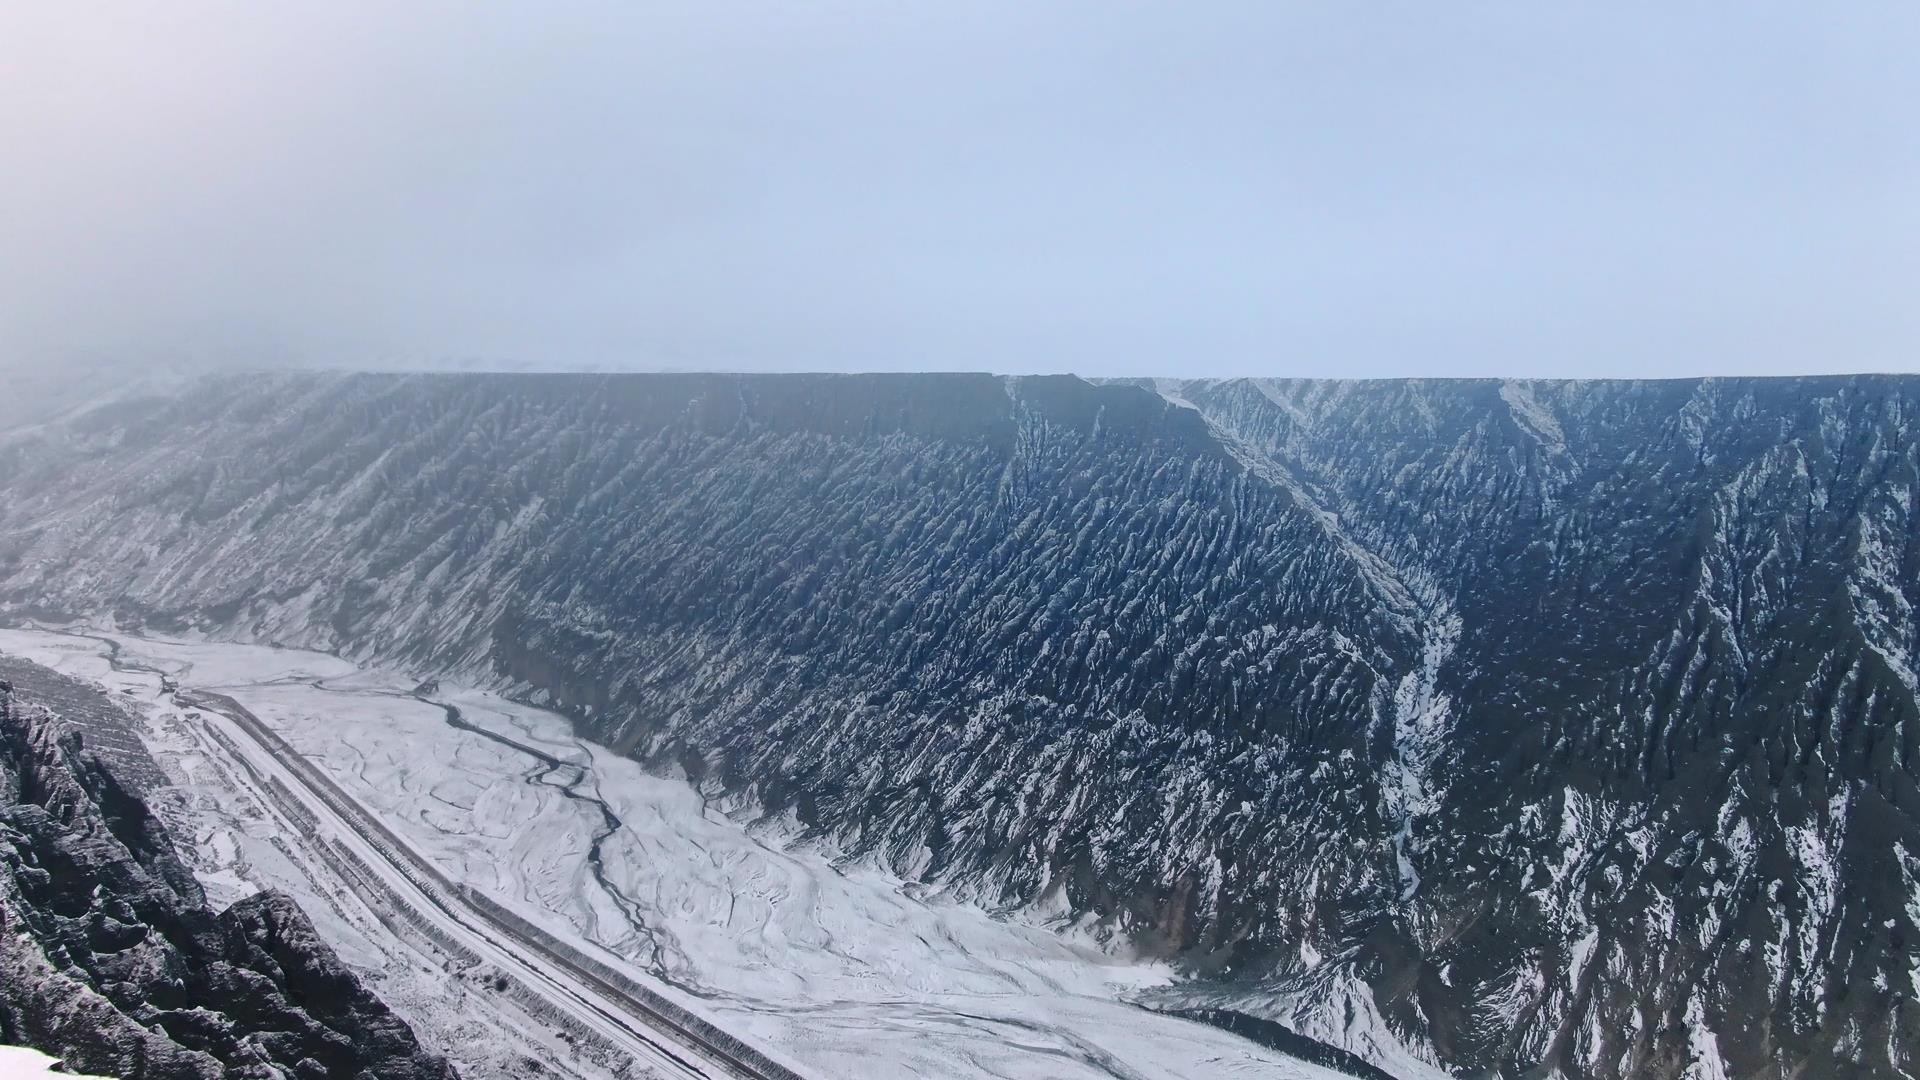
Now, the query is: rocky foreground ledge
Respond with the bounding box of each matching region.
[0,658,460,1080]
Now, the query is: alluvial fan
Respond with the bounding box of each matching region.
[1,371,1917,1079]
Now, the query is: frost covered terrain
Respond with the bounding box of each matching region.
[0,627,1337,1079]
[0,1045,112,1078]
[1,371,1918,1078]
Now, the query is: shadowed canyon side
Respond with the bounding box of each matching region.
[1,371,1918,1079]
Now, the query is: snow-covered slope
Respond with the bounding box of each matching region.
[2,371,1918,1078]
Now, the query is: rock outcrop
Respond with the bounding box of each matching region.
[0,661,460,1079]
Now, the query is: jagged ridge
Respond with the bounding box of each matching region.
[0,371,1917,1079]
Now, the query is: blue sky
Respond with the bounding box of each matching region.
[2,3,1915,377]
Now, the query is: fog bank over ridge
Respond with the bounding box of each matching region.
[3,4,1917,378]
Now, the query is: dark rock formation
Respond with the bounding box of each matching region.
[0,662,459,1079]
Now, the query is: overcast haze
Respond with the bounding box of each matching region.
[2,3,1916,378]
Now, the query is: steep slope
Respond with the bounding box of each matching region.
[0,373,1419,959]
[1148,378,1920,1078]
[0,371,1916,1079]
[0,658,460,1080]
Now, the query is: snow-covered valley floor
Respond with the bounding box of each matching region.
[0,627,1340,1080]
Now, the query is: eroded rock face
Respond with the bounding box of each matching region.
[0,663,459,1080]
[2,371,1918,1078]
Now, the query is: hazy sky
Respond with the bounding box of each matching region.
[2,3,1915,378]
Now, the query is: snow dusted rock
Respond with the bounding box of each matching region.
[1,371,1918,1078]
[0,662,459,1080]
